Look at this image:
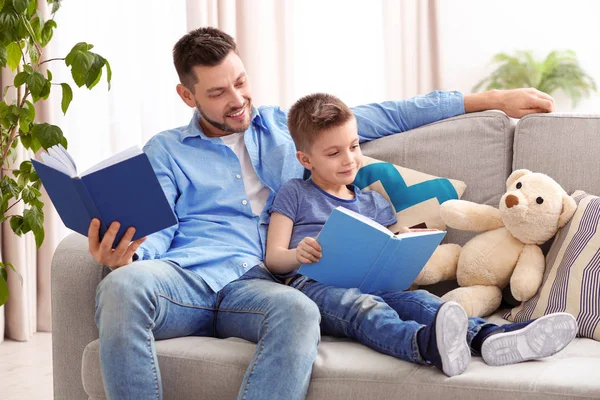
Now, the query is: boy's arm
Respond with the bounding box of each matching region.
[265,213,301,275]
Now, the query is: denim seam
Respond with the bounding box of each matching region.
[146,324,160,399]
[239,310,268,400]
[156,293,217,311]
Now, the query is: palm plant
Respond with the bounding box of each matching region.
[473,50,597,108]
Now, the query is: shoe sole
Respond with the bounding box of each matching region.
[436,301,471,377]
[481,312,578,367]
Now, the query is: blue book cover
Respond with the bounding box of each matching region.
[298,206,445,292]
[31,145,177,246]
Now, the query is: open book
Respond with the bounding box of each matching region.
[297,206,445,292]
[31,144,177,246]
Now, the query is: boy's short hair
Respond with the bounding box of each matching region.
[173,27,238,92]
[287,93,354,152]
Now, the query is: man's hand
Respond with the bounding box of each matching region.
[88,218,146,269]
[296,237,322,264]
[464,88,555,118]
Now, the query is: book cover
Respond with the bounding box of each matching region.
[32,145,177,246]
[297,206,445,292]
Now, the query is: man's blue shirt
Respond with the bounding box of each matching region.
[136,90,465,292]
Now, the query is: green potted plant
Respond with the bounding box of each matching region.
[473,50,597,108]
[0,0,111,305]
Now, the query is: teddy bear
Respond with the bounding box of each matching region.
[414,169,577,317]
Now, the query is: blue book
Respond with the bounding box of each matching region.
[31,145,177,246]
[298,206,445,292]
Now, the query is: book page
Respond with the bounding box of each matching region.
[81,146,143,176]
[48,144,77,176]
[335,206,393,237]
[395,229,445,238]
[40,151,74,176]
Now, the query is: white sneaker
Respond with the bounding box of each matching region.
[482,312,578,366]
[436,301,471,377]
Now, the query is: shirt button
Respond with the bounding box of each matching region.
[242,263,248,268]
[236,174,241,179]
[242,199,248,205]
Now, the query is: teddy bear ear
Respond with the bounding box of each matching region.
[506,169,532,189]
[558,193,577,228]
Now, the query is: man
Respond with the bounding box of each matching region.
[89,27,555,400]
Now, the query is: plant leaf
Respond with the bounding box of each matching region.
[40,19,57,47]
[27,71,46,98]
[14,70,29,87]
[60,83,72,114]
[31,122,64,149]
[0,46,7,68]
[6,41,22,72]
[105,59,112,90]
[0,272,8,306]
[10,215,25,236]
[24,206,44,248]
[13,0,29,13]
[27,0,38,17]
[1,176,21,198]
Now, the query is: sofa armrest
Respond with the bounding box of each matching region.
[52,232,109,400]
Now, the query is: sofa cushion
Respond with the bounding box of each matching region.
[513,114,600,196]
[82,310,600,400]
[361,111,514,246]
[353,155,466,232]
[505,191,600,340]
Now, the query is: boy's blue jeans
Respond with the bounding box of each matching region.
[95,261,321,400]
[286,273,495,363]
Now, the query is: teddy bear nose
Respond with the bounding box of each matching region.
[505,194,519,208]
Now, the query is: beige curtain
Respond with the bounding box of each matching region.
[382,0,440,99]
[0,0,441,343]
[0,2,59,343]
[186,0,295,107]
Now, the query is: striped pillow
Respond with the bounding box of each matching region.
[353,156,467,232]
[504,191,600,340]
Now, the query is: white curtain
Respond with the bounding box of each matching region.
[1,0,440,342]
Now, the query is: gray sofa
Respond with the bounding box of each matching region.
[52,111,600,399]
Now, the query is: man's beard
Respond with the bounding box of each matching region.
[196,100,252,134]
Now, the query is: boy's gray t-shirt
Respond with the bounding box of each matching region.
[269,178,397,249]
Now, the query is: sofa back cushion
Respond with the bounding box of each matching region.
[513,114,600,196]
[361,111,515,245]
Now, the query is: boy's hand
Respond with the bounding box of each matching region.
[296,237,322,264]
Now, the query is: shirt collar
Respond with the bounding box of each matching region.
[182,106,266,141]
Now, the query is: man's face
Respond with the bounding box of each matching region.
[178,51,253,136]
[300,118,363,187]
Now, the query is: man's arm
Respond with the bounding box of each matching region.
[353,88,554,142]
[134,143,180,260]
[87,142,180,268]
[352,90,464,142]
[464,88,554,118]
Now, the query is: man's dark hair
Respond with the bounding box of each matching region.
[173,27,238,92]
[287,93,354,152]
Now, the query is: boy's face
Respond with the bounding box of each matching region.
[297,118,362,187]
[176,51,253,137]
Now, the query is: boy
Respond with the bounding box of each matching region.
[265,93,577,377]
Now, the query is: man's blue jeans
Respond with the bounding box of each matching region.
[95,261,321,400]
[287,274,495,363]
